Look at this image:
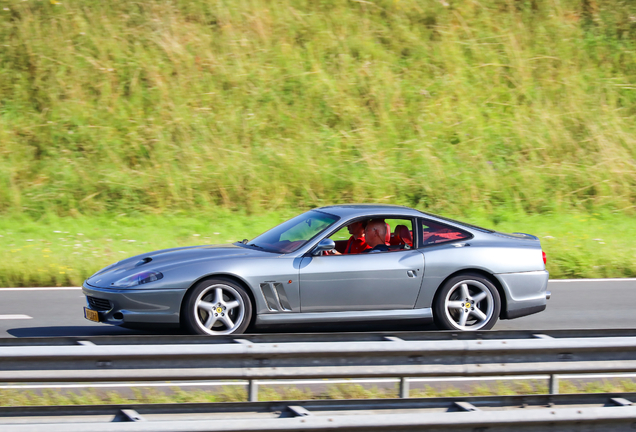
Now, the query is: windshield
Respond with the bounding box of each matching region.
[245,210,340,253]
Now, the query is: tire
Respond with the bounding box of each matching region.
[181,277,252,336]
[433,273,501,331]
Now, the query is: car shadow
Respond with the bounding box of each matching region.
[6,323,437,338]
[6,326,155,338]
[251,321,439,334]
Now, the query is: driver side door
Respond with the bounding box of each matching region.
[298,218,424,312]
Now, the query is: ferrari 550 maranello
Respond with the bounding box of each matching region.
[83,205,550,334]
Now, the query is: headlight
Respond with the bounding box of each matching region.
[91,261,120,278]
[112,270,164,288]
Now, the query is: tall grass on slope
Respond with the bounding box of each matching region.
[0,0,635,217]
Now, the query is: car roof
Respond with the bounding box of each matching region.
[314,204,494,234]
[315,204,424,219]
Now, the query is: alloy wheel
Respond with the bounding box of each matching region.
[193,283,245,335]
[443,279,495,331]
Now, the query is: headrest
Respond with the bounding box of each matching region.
[395,225,413,246]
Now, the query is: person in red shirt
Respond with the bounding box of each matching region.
[342,221,371,254]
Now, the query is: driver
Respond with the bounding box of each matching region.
[342,220,371,254]
[330,220,371,255]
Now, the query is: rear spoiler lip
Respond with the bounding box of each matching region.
[512,232,539,241]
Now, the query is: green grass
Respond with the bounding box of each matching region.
[0,0,635,218]
[0,210,634,287]
[2,379,636,406]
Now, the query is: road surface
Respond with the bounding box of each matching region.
[0,279,634,338]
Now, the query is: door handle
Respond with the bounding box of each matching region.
[407,270,417,278]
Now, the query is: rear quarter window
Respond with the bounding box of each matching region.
[419,218,471,247]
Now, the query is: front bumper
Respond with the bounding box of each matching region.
[82,283,186,326]
[494,270,550,320]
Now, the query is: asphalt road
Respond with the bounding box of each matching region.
[0,279,634,338]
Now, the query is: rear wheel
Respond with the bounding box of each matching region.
[433,273,501,331]
[182,278,252,335]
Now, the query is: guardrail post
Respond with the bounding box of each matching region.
[399,377,410,398]
[549,374,559,395]
[248,380,259,402]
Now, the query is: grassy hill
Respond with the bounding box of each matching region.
[0,1,635,286]
[0,0,635,218]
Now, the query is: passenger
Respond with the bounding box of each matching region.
[343,221,371,254]
[362,219,390,253]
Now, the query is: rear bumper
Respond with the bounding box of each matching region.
[494,270,550,320]
[82,283,185,325]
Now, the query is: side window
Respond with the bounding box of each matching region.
[325,218,415,254]
[420,219,470,246]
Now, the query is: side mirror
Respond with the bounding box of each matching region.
[312,238,335,256]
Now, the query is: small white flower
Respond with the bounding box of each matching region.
[77,233,83,236]
[128,240,136,242]
[192,234,200,237]
[26,239,33,242]
[543,236,554,239]
[53,230,61,233]
[213,232,220,235]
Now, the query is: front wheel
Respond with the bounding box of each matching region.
[182,278,252,335]
[433,273,501,331]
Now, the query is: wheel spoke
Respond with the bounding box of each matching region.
[213,288,224,304]
[447,301,464,310]
[460,283,470,300]
[472,291,487,303]
[458,309,468,327]
[203,314,216,329]
[225,300,240,310]
[471,308,487,322]
[220,315,235,329]
[197,300,215,312]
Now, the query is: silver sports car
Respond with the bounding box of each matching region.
[82,205,550,334]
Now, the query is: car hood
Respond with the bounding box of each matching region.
[86,243,273,288]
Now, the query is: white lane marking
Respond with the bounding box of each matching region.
[0,314,32,320]
[0,287,81,291]
[549,278,636,283]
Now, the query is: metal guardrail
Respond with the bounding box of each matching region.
[2,334,636,399]
[2,393,636,431]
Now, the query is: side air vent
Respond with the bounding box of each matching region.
[259,282,292,312]
[273,283,292,311]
